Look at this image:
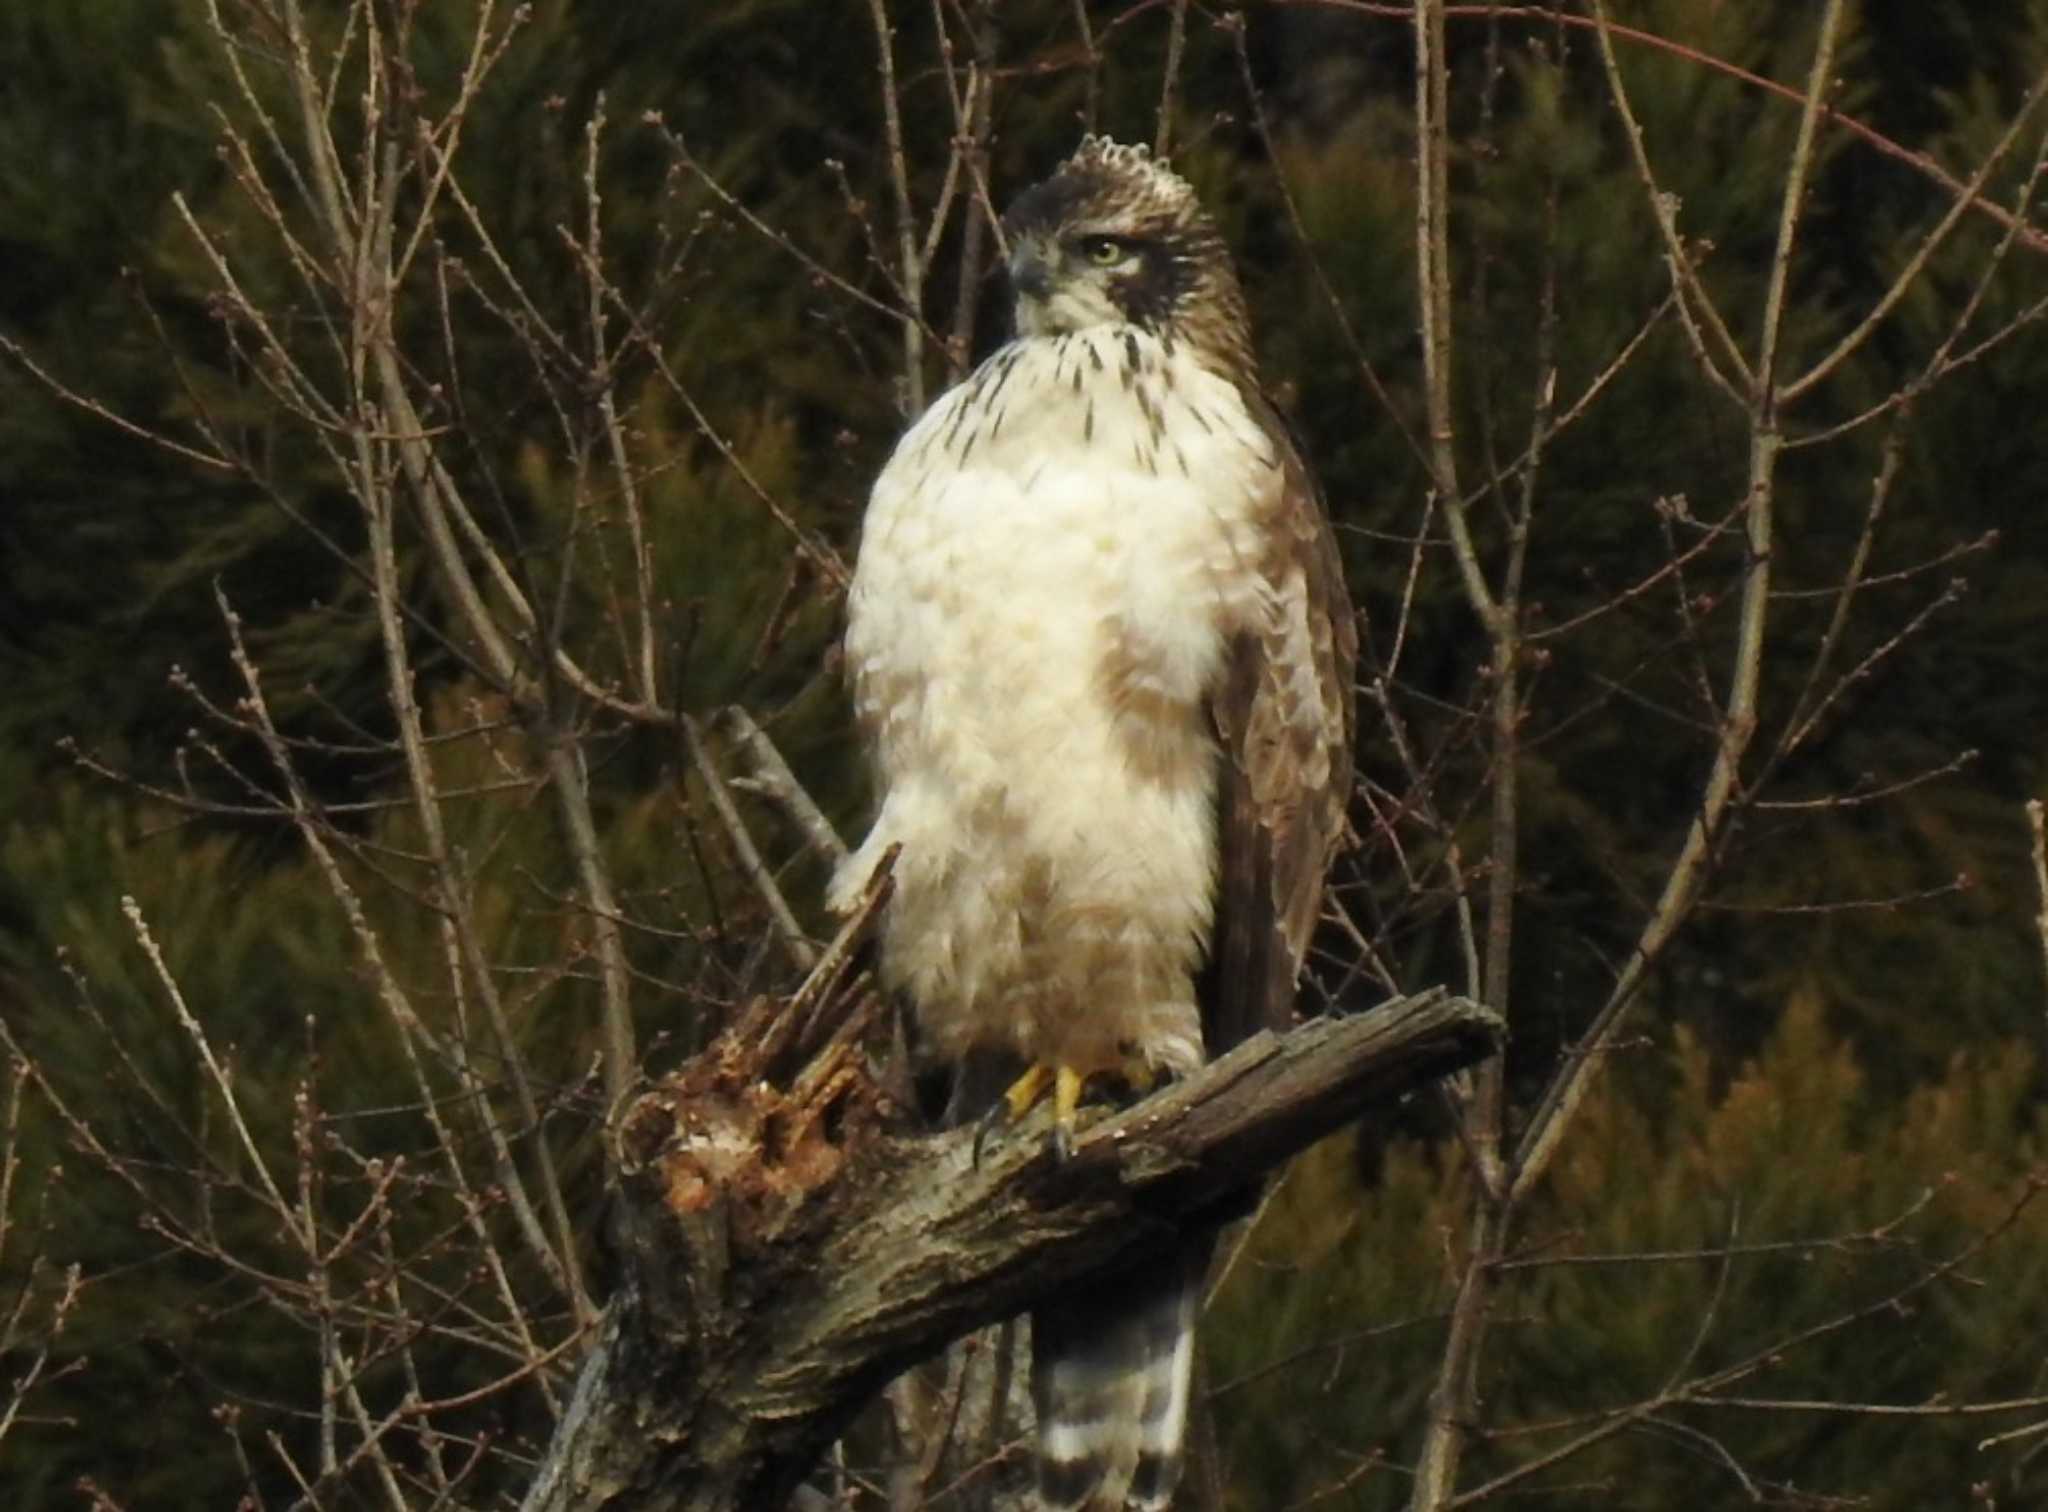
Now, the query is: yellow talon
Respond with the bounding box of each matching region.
[983,1061,1092,1162]
[981,1057,1154,1164]
[1003,1062,1053,1123]
[1052,1064,1085,1158]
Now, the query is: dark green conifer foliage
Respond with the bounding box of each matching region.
[1209,997,2048,1508]
[3,0,2048,1506]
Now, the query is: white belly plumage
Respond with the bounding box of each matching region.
[831,327,1281,1080]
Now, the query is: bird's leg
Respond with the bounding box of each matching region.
[975,1061,1062,1166]
[1049,1063,1084,1160]
[975,1061,1091,1163]
[1002,1062,1054,1123]
[976,1057,1160,1164]
[974,1061,1046,1167]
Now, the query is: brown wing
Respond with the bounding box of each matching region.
[1198,400,1358,1057]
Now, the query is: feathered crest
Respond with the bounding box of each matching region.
[1056,135,1201,221]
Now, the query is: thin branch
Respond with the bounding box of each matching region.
[868,0,928,416]
[2029,799,2048,1047]
[682,715,819,972]
[1512,0,1849,1206]
[719,705,849,866]
[1155,0,1189,154]
[1586,0,1752,398]
[1781,59,2048,404]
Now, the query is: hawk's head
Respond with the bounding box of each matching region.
[1002,137,1254,377]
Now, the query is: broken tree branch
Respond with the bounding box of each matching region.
[520,987,1498,1511]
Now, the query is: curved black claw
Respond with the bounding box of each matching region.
[973,1062,1085,1167]
[971,1098,1009,1169]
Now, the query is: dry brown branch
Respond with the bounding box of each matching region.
[683,714,820,973]
[1408,0,1510,1497]
[1227,22,1427,474]
[2030,800,2048,1036]
[720,706,850,867]
[519,988,1497,1512]
[1781,60,2048,404]
[1155,0,1190,155]
[869,0,930,417]
[1584,0,1751,401]
[1510,0,1847,1208]
[0,1059,83,1453]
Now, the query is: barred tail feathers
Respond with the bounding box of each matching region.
[1032,1242,1207,1511]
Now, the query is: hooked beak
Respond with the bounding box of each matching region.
[1008,244,1055,304]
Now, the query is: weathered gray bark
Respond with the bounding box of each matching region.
[521,988,1498,1512]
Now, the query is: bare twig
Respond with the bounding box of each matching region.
[2029,799,2048,1045]
[868,0,928,417]
[1512,0,1849,1207]
[683,714,820,972]
[719,706,849,866]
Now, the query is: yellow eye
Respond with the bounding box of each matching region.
[1081,236,1125,266]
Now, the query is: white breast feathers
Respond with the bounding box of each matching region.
[830,327,1286,1080]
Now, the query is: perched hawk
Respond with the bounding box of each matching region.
[831,137,1356,1510]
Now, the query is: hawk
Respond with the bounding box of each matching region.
[831,136,1356,1510]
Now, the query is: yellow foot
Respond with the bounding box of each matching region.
[979,1059,1155,1164]
[1000,1061,1054,1123]
[977,1061,1082,1163]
